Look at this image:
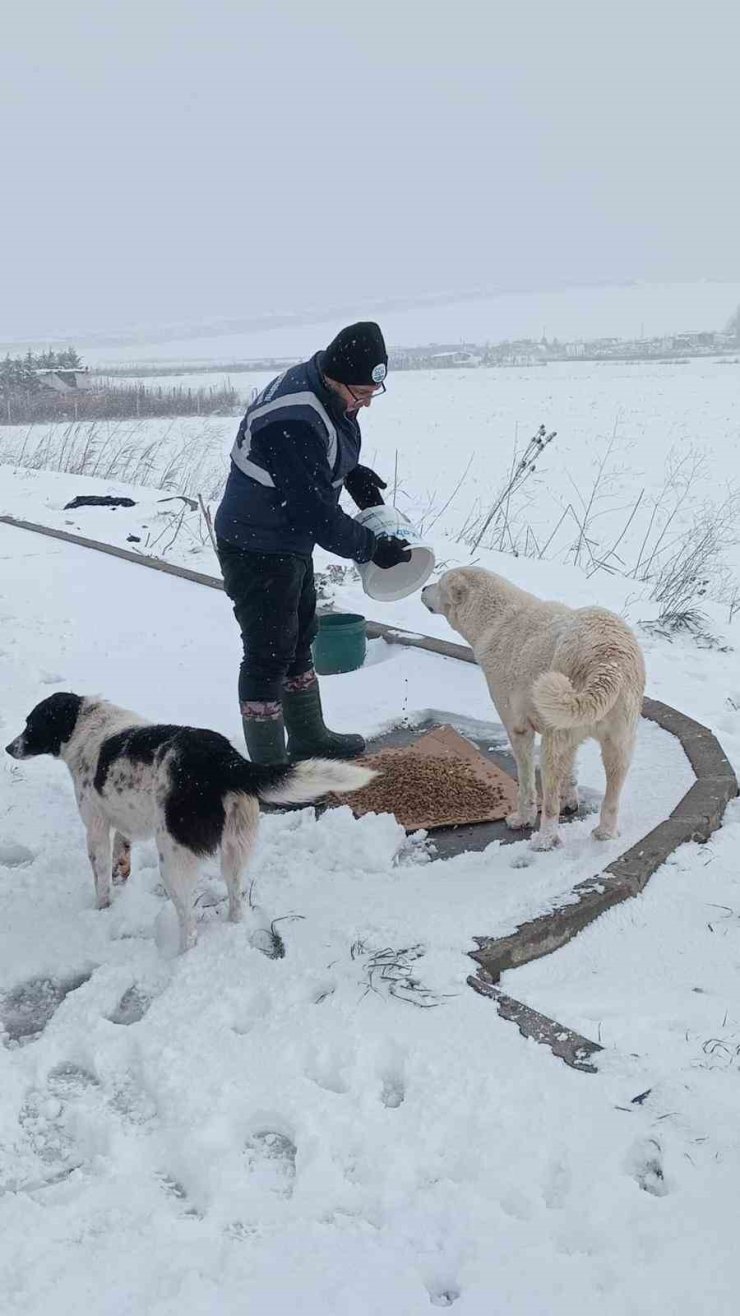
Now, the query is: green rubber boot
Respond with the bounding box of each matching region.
[241,708,289,766]
[283,680,366,761]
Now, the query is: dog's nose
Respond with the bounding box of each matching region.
[5,739,22,758]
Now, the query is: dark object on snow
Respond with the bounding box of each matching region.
[126,534,142,543]
[631,1088,653,1105]
[64,495,136,511]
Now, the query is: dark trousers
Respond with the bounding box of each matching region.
[217,540,318,703]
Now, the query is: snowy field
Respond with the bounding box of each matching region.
[3,356,740,588]
[2,341,740,1312]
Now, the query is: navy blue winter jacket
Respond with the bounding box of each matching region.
[214,353,376,561]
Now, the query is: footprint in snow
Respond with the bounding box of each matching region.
[243,1130,297,1198]
[46,1062,100,1097]
[543,1158,572,1209]
[3,1064,99,1194]
[428,1287,461,1307]
[509,852,535,869]
[304,1045,352,1095]
[0,971,92,1045]
[627,1137,670,1197]
[0,840,36,869]
[8,1099,83,1192]
[379,1052,406,1109]
[156,1173,203,1218]
[380,1074,405,1108]
[108,984,153,1026]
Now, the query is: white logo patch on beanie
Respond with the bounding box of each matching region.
[371,363,387,383]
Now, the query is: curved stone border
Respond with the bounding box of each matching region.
[468,973,603,1073]
[470,695,737,981]
[3,514,737,1072]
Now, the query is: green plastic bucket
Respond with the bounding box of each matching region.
[312,612,367,675]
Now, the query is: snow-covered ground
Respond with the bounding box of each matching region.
[0,516,739,1314]
[2,345,740,1311]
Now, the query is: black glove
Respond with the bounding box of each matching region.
[344,464,387,510]
[371,535,412,569]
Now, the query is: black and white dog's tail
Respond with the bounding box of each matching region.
[221,759,376,877]
[255,759,375,805]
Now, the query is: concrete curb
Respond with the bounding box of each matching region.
[469,696,737,983]
[468,972,603,1073]
[3,513,737,1073]
[0,514,228,591]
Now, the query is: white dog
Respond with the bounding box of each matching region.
[6,693,375,952]
[422,568,645,850]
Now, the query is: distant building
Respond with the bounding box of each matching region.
[429,350,482,367]
[33,368,93,394]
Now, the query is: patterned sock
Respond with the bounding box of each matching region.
[283,669,319,694]
[240,700,282,721]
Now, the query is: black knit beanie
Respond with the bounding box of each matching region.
[322,321,388,386]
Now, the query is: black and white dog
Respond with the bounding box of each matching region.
[5,693,374,953]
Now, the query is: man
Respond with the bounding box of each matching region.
[215,321,411,765]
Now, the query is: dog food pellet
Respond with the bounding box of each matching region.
[330,749,507,830]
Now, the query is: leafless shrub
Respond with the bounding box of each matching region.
[135,494,221,560]
[638,494,739,645]
[1,380,239,425]
[0,419,230,500]
[457,424,556,552]
[628,449,707,582]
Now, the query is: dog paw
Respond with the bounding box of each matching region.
[529,829,563,852]
[592,823,618,842]
[506,810,537,831]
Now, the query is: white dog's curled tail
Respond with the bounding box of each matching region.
[257,759,376,805]
[532,665,622,729]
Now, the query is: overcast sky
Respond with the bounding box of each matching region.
[2,0,738,342]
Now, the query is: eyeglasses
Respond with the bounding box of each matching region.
[346,381,386,404]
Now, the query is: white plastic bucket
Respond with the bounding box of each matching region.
[353,506,435,602]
